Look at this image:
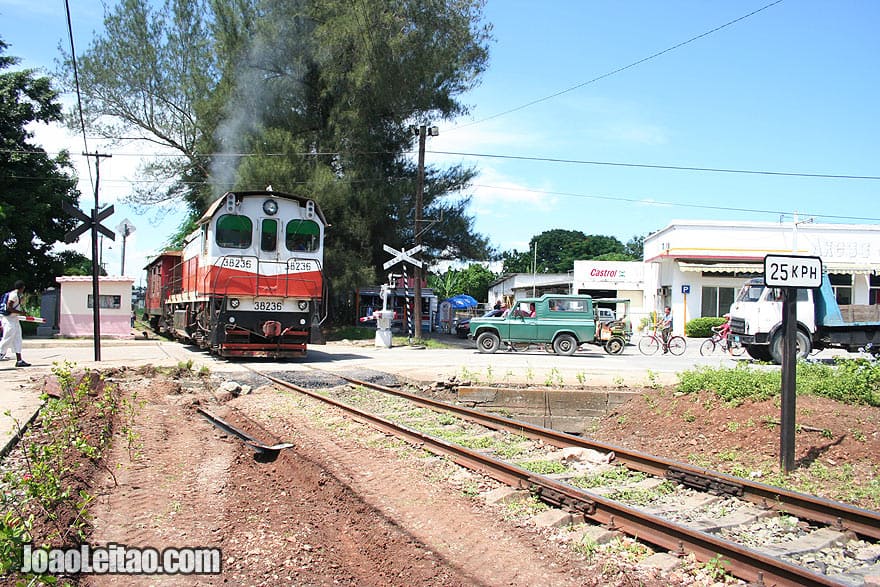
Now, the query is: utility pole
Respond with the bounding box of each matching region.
[84,151,112,361]
[413,124,438,339]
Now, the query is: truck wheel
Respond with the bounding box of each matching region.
[604,337,625,355]
[769,330,812,364]
[745,344,772,362]
[476,332,501,354]
[553,333,578,356]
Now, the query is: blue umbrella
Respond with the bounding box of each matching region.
[446,294,478,309]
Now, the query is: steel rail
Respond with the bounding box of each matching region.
[261,371,852,587]
[320,370,880,542]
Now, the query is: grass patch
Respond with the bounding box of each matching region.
[676,359,880,406]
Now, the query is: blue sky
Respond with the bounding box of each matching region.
[2,0,879,279]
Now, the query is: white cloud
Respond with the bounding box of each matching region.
[28,120,186,282]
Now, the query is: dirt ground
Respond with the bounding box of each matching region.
[587,386,880,511]
[10,365,880,586]
[76,370,636,586]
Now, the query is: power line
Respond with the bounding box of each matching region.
[63,0,93,190]
[7,145,879,182]
[471,183,880,224]
[450,0,785,131]
[427,150,880,181]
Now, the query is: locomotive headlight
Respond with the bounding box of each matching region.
[229,298,240,309]
[228,316,236,324]
[262,199,279,216]
[298,300,308,311]
[300,318,306,325]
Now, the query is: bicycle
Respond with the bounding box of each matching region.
[638,327,686,356]
[699,329,745,356]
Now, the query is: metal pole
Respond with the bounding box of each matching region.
[780,287,797,472]
[121,224,129,275]
[414,125,426,340]
[89,153,111,361]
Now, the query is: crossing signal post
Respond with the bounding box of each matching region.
[63,151,114,361]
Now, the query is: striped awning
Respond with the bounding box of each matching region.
[678,262,761,274]
[678,261,879,275]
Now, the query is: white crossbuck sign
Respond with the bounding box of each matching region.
[383,244,423,270]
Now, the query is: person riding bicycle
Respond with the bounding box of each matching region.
[712,314,731,339]
[659,306,673,353]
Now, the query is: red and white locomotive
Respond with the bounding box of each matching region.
[143,189,326,358]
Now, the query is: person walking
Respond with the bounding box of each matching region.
[0,280,31,367]
[659,305,673,353]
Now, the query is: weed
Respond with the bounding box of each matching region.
[0,361,122,582]
[520,460,568,475]
[612,375,625,387]
[576,371,587,386]
[682,410,696,423]
[726,421,740,432]
[545,367,563,387]
[703,554,730,581]
[571,536,599,559]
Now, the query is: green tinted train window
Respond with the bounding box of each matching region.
[216,215,253,248]
[286,220,320,252]
[261,219,277,252]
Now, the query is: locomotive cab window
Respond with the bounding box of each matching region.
[261,219,277,252]
[216,215,253,248]
[286,220,320,252]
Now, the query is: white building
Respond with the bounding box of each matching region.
[643,220,880,336]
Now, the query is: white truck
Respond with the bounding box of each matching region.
[728,274,880,364]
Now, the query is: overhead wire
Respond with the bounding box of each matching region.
[63,0,94,191]
[449,0,785,131]
[469,183,880,224]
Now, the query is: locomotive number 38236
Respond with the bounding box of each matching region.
[253,300,283,311]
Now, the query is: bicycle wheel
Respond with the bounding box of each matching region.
[667,336,687,356]
[727,339,745,357]
[638,335,660,355]
[699,339,716,356]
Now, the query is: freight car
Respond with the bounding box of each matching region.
[143,190,326,358]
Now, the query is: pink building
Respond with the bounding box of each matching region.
[56,276,135,339]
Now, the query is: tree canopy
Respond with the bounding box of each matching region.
[0,40,88,292]
[65,0,494,320]
[428,263,495,302]
[500,229,643,274]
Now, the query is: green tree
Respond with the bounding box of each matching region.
[0,40,88,292]
[625,235,645,260]
[428,263,494,302]
[500,230,631,274]
[64,0,494,322]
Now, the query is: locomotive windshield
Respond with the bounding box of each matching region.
[261,219,277,252]
[286,220,320,252]
[216,215,253,248]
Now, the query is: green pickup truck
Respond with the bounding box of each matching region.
[468,294,609,356]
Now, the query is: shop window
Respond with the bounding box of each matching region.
[870,274,880,305]
[700,286,736,317]
[216,215,253,248]
[261,219,277,252]
[286,220,320,252]
[829,273,852,305]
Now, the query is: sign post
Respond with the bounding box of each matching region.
[763,254,822,473]
[382,244,423,344]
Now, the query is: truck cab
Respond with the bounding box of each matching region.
[728,278,815,362]
[729,274,880,363]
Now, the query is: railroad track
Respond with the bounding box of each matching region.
[234,365,880,587]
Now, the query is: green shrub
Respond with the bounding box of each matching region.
[676,359,880,407]
[685,317,726,338]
